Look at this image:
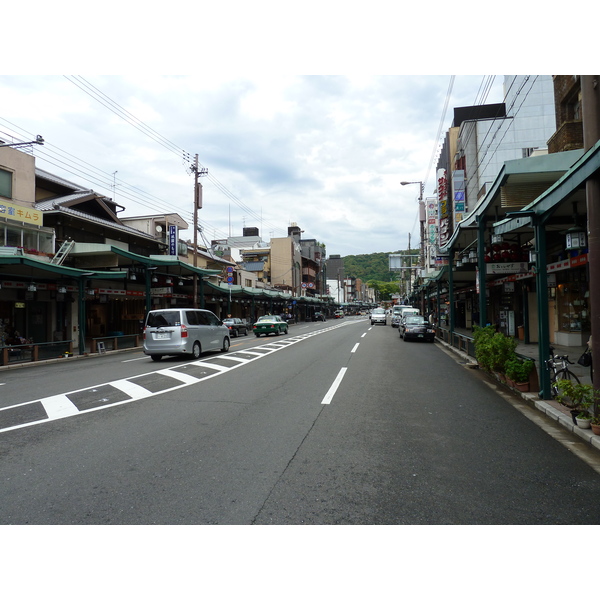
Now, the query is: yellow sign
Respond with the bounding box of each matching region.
[0,200,43,225]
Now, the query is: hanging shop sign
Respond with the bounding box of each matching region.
[486,262,529,275]
[168,225,177,256]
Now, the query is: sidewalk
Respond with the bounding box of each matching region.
[514,339,592,387]
[437,332,600,453]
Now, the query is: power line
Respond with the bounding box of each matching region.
[63,76,287,237]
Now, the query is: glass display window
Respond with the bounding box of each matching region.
[556,268,589,332]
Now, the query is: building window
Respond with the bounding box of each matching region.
[0,168,12,199]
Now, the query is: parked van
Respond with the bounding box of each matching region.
[391,306,419,327]
[143,308,230,361]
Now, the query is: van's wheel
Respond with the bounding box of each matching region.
[221,337,230,353]
[150,355,162,362]
[232,329,238,337]
[192,342,202,359]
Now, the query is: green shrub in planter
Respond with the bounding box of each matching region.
[555,379,597,412]
[490,332,517,373]
[473,325,496,371]
[504,356,534,383]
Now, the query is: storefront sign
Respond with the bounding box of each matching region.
[0,200,43,225]
[486,262,529,275]
[452,169,465,225]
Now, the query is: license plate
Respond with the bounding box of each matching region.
[156,332,169,339]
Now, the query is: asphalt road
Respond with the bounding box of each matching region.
[1,316,600,525]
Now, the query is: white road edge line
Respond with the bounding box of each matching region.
[321,367,348,405]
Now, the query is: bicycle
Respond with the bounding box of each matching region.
[546,346,581,402]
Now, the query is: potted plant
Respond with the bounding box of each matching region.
[504,356,534,392]
[591,416,600,436]
[555,380,599,428]
[575,409,592,429]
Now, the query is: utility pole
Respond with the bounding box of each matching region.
[191,154,208,308]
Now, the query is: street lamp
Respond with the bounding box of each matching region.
[0,135,44,148]
[401,180,426,314]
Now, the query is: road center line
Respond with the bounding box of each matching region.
[321,367,348,405]
[351,343,359,353]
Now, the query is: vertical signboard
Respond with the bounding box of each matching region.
[437,168,450,247]
[426,198,438,266]
[452,169,465,225]
[169,225,177,256]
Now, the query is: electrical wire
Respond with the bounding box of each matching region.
[63,76,287,237]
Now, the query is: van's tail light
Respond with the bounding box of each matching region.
[143,327,147,340]
[181,324,188,338]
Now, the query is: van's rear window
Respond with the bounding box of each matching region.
[146,311,181,327]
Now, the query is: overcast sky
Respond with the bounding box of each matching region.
[1,3,581,261]
[1,74,509,256]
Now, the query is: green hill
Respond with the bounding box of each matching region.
[342,251,416,282]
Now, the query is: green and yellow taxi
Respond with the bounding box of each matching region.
[253,315,289,337]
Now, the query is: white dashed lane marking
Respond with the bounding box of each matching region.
[0,319,366,434]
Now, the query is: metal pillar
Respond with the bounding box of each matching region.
[582,75,600,403]
[78,277,86,355]
[535,221,551,399]
[477,216,487,328]
[448,252,455,335]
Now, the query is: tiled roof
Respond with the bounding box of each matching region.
[37,204,158,240]
[35,192,96,211]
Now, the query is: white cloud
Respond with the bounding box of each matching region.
[0,74,506,256]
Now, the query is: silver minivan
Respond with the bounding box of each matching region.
[143,308,230,361]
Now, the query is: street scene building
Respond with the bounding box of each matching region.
[409,75,599,400]
[0,145,338,358]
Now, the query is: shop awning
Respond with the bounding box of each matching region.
[493,139,600,234]
[0,255,127,281]
[109,246,220,277]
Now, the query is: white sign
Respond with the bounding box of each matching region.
[486,262,529,275]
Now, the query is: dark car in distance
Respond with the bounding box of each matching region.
[399,315,435,342]
[222,318,249,337]
[312,312,327,322]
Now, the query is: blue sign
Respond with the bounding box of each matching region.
[169,225,177,255]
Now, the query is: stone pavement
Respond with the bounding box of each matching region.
[438,333,600,453]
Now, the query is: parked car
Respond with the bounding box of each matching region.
[370,307,387,325]
[143,308,230,361]
[312,312,327,322]
[253,315,289,337]
[392,306,419,328]
[333,310,345,319]
[399,315,435,342]
[222,317,249,337]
